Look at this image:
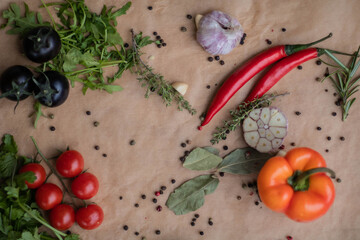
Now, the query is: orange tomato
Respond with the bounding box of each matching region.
[257,147,335,222]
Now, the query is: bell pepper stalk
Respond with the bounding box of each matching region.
[257,147,336,222]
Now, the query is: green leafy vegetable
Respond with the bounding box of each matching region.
[217,148,272,175]
[166,175,219,215]
[183,148,222,171]
[210,93,288,144]
[0,134,78,240]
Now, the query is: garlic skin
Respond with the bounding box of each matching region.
[172,82,189,96]
[196,11,243,55]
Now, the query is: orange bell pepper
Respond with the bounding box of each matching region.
[257,147,335,222]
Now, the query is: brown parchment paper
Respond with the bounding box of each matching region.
[1,0,360,239]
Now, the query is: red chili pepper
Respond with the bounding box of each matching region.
[244,48,323,102]
[198,33,332,130]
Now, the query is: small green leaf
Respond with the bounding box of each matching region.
[217,148,272,175]
[183,148,222,171]
[202,146,220,156]
[36,13,43,24]
[111,2,131,18]
[10,4,21,18]
[1,134,18,154]
[102,84,123,93]
[0,153,17,178]
[166,175,219,215]
[64,234,81,240]
[5,187,19,199]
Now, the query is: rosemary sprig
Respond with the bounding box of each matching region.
[131,29,197,115]
[210,93,289,144]
[321,46,360,121]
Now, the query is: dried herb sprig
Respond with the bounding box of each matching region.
[320,47,360,121]
[131,29,196,115]
[210,93,288,144]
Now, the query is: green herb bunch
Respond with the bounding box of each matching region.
[210,93,288,144]
[0,134,78,240]
[320,47,360,121]
[1,0,196,121]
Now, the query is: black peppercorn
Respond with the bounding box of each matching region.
[180,26,187,32]
[155,230,161,235]
[141,194,146,199]
[159,190,163,195]
[102,153,107,157]
[50,126,56,131]
[184,151,190,156]
[199,231,204,236]
[225,129,230,134]
[333,92,337,97]
[153,31,158,36]
[208,57,214,62]
[336,178,341,183]
[194,214,200,218]
[86,111,91,115]
[157,44,162,48]
[208,220,213,226]
[192,218,197,222]
[186,139,191,144]
[191,222,195,226]
[161,42,166,47]
[180,156,185,162]
[161,186,167,191]
[247,182,253,188]
[171,179,176,184]
[219,60,225,65]
[223,145,228,150]
[129,140,136,145]
[156,36,161,40]
[316,126,322,131]
[135,232,139,236]
[290,142,295,146]
[332,112,337,116]
[124,43,129,48]
[316,60,322,65]
[186,14,192,19]
[214,56,220,61]
[237,196,241,200]
[152,198,157,203]
[134,203,139,208]
[94,145,100,150]
[255,201,259,205]
[266,39,272,45]
[206,85,211,89]
[123,225,128,231]
[340,136,345,141]
[66,230,71,235]
[219,172,225,177]
[325,89,328,92]
[325,149,329,152]
[295,111,301,115]
[181,143,186,148]
[327,136,331,141]
[281,28,286,32]
[147,6,153,10]
[297,65,303,70]
[119,196,123,200]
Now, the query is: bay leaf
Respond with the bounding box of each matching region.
[183,147,222,171]
[217,148,272,175]
[166,175,219,215]
[202,146,220,155]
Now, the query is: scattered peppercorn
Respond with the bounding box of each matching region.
[156,205,162,212]
[225,129,230,134]
[162,43,167,47]
[219,172,225,177]
[184,151,190,156]
[134,203,139,208]
[123,225,129,231]
[247,182,253,188]
[295,111,301,115]
[255,201,259,206]
[340,136,345,141]
[186,14,192,19]
[192,218,197,222]
[240,39,245,45]
[186,139,191,144]
[190,222,195,226]
[180,26,187,32]
[153,32,158,36]
[214,56,220,61]
[335,99,341,106]
[194,214,200,218]
[49,126,56,131]
[141,194,146,200]
[325,149,329,152]
[155,191,160,196]
[130,140,136,145]
[157,44,162,48]
[152,198,157,203]
[66,230,71,235]
[102,153,107,157]
[333,92,337,97]
[297,65,303,70]
[327,136,331,141]
[316,126,322,131]
[223,145,228,150]
[199,231,204,236]
[336,178,341,183]
[155,230,161,235]
[325,89,328,92]
[206,85,211,89]
[290,142,295,146]
[265,39,272,45]
[150,87,156,92]
[93,121,99,127]
[160,186,167,191]
[159,190,163,195]
[219,60,225,65]
[147,6,153,10]
[237,196,241,200]
[180,156,185,162]
[135,232,139,236]
[316,60,322,65]
[332,112,337,116]
[124,43,129,48]
[171,179,176,184]
[119,196,123,200]
[181,142,186,148]
[208,57,214,62]
[315,77,321,81]
[281,28,287,32]
[156,35,161,40]
[208,218,214,226]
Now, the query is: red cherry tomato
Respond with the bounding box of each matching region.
[71,173,99,200]
[50,204,75,230]
[36,183,63,210]
[19,163,46,189]
[56,150,84,178]
[76,204,104,230]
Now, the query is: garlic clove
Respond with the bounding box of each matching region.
[172,82,189,96]
[195,14,203,29]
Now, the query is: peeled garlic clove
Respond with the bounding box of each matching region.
[196,11,243,55]
[243,107,288,153]
[195,14,203,29]
[172,82,189,96]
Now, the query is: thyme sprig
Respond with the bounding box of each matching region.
[320,47,360,121]
[210,93,289,144]
[131,29,197,115]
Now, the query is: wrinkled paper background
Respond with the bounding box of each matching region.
[0,0,360,239]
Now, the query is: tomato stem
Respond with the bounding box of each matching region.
[287,167,336,191]
[30,136,78,208]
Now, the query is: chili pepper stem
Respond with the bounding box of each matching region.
[288,167,336,191]
[285,33,332,55]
